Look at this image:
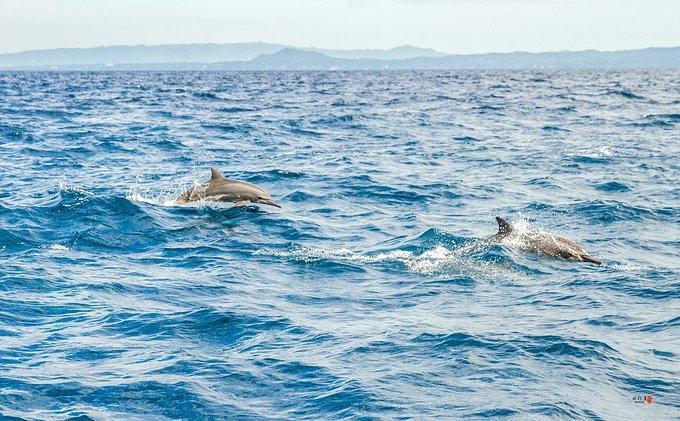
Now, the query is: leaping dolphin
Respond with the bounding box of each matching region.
[485,217,602,265]
[175,168,281,208]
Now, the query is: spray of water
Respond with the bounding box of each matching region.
[256,243,522,280]
[126,172,202,207]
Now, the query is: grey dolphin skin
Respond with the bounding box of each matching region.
[486,216,602,265]
[175,168,281,208]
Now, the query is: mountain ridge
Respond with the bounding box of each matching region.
[0,43,446,67]
[1,43,678,70]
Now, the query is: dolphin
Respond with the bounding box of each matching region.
[175,168,281,208]
[485,216,602,265]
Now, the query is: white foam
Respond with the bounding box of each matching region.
[127,186,177,207]
[256,243,519,279]
[57,180,93,196]
[126,175,196,207]
[612,262,657,271]
[565,145,614,158]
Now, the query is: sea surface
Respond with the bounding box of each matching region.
[0,70,678,420]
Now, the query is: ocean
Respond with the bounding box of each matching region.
[0,70,678,419]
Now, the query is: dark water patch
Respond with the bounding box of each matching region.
[424,276,477,288]
[256,359,381,418]
[218,106,255,113]
[290,127,324,137]
[542,125,569,132]
[611,373,677,394]
[453,135,479,142]
[193,91,219,100]
[474,104,504,113]
[246,169,306,182]
[527,177,559,188]
[567,200,658,223]
[568,154,614,165]
[285,191,322,202]
[528,402,586,419]
[0,299,92,328]
[11,380,253,419]
[632,113,680,127]
[594,181,631,192]
[412,332,503,352]
[521,335,618,361]
[0,123,29,141]
[151,110,194,120]
[412,228,468,249]
[469,407,519,417]
[584,316,621,328]
[313,114,354,124]
[99,307,293,344]
[633,316,680,332]
[0,227,34,252]
[651,349,675,359]
[338,175,431,205]
[201,122,253,134]
[22,192,165,252]
[605,89,644,100]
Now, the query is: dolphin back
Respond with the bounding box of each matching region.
[488,217,601,265]
[175,168,280,208]
[205,179,269,201]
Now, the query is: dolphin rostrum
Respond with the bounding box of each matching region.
[485,216,602,265]
[175,168,281,208]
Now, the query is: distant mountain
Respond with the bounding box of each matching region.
[1,43,678,70]
[0,43,287,67]
[309,45,447,60]
[212,46,680,70]
[0,43,446,68]
[245,48,345,70]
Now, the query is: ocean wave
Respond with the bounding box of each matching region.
[593,181,631,192]
[605,89,644,100]
[218,106,255,113]
[1,70,678,419]
[632,113,680,127]
[255,241,523,279]
[201,122,252,133]
[567,200,661,223]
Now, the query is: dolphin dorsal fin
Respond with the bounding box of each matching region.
[210,168,226,181]
[496,216,512,235]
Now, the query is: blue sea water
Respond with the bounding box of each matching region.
[0,70,678,420]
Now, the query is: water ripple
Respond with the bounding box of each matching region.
[0,70,678,419]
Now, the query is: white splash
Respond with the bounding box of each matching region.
[565,145,614,159]
[256,243,519,279]
[612,262,657,271]
[127,185,177,207]
[57,180,93,196]
[126,174,197,207]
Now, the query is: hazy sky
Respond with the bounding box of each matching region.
[1,0,679,54]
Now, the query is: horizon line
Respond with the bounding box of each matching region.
[2,42,680,57]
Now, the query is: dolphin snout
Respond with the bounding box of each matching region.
[256,198,282,208]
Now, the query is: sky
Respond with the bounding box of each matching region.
[1,0,679,54]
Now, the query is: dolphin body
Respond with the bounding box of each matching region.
[175,168,281,208]
[485,217,602,265]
